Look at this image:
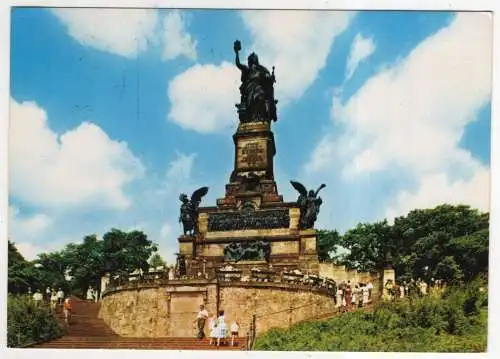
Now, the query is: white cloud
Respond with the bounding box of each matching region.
[307,13,492,219]
[335,13,492,177]
[8,206,57,261]
[162,10,197,61]
[386,164,490,221]
[15,242,46,261]
[9,99,145,210]
[9,206,53,237]
[51,8,159,58]
[241,10,354,104]
[345,33,376,81]
[304,135,337,174]
[167,62,240,133]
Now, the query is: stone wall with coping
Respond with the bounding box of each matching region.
[99,281,338,338]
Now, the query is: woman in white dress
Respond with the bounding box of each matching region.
[208,315,217,345]
[335,288,343,312]
[216,310,227,347]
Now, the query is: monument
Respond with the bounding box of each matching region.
[99,41,383,339]
[177,41,325,277]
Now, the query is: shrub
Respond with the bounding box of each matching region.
[7,294,63,347]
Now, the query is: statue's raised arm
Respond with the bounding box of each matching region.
[314,184,326,197]
[234,40,246,71]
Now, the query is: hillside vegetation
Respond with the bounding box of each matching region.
[7,295,63,347]
[253,279,488,352]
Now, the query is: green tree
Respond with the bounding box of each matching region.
[63,235,105,296]
[8,241,33,294]
[33,251,70,292]
[101,229,157,275]
[446,228,489,281]
[331,204,488,283]
[64,229,157,295]
[340,220,393,272]
[434,256,464,284]
[149,253,167,268]
[391,205,489,282]
[316,230,342,262]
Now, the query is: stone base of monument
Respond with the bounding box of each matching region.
[98,263,384,338]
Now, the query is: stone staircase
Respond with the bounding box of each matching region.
[31,297,246,350]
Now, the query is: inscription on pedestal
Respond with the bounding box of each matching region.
[208,209,290,231]
[239,141,265,168]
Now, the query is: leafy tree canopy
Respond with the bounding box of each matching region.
[318,204,488,283]
[149,253,167,269]
[8,229,157,296]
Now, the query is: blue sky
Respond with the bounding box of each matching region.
[8,9,492,264]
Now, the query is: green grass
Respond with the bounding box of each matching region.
[7,294,64,347]
[253,280,487,352]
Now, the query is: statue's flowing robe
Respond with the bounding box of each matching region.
[241,64,273,116]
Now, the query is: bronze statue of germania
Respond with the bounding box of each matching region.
[234,40,278,123]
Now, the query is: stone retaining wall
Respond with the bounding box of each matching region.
[99,281,344,337]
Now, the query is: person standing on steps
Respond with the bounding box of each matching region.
[57,288,65,305]
[194,304,208,339]
[230,320,240,347]
[45,286,52,303]
[63,297,72,326]
[33,289,43,307]
[216,310,227,347]
[86,287,94,301]
[208,314,217,345]
[50,291,58,312]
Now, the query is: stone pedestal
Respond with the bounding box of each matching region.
[178,120,320,276]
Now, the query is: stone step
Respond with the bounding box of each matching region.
[30,296,247,350]
[35,345,244,350]
[46,336,245,344]
[34,338,246,350]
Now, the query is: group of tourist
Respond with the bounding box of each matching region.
[28,286,73,324]
[30,287,66,308]
[383,277,445,301]
[194,304,240,347]
[334,280,373,312]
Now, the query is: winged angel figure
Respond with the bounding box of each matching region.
[290,181,326,229]
[179,187,209,235]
